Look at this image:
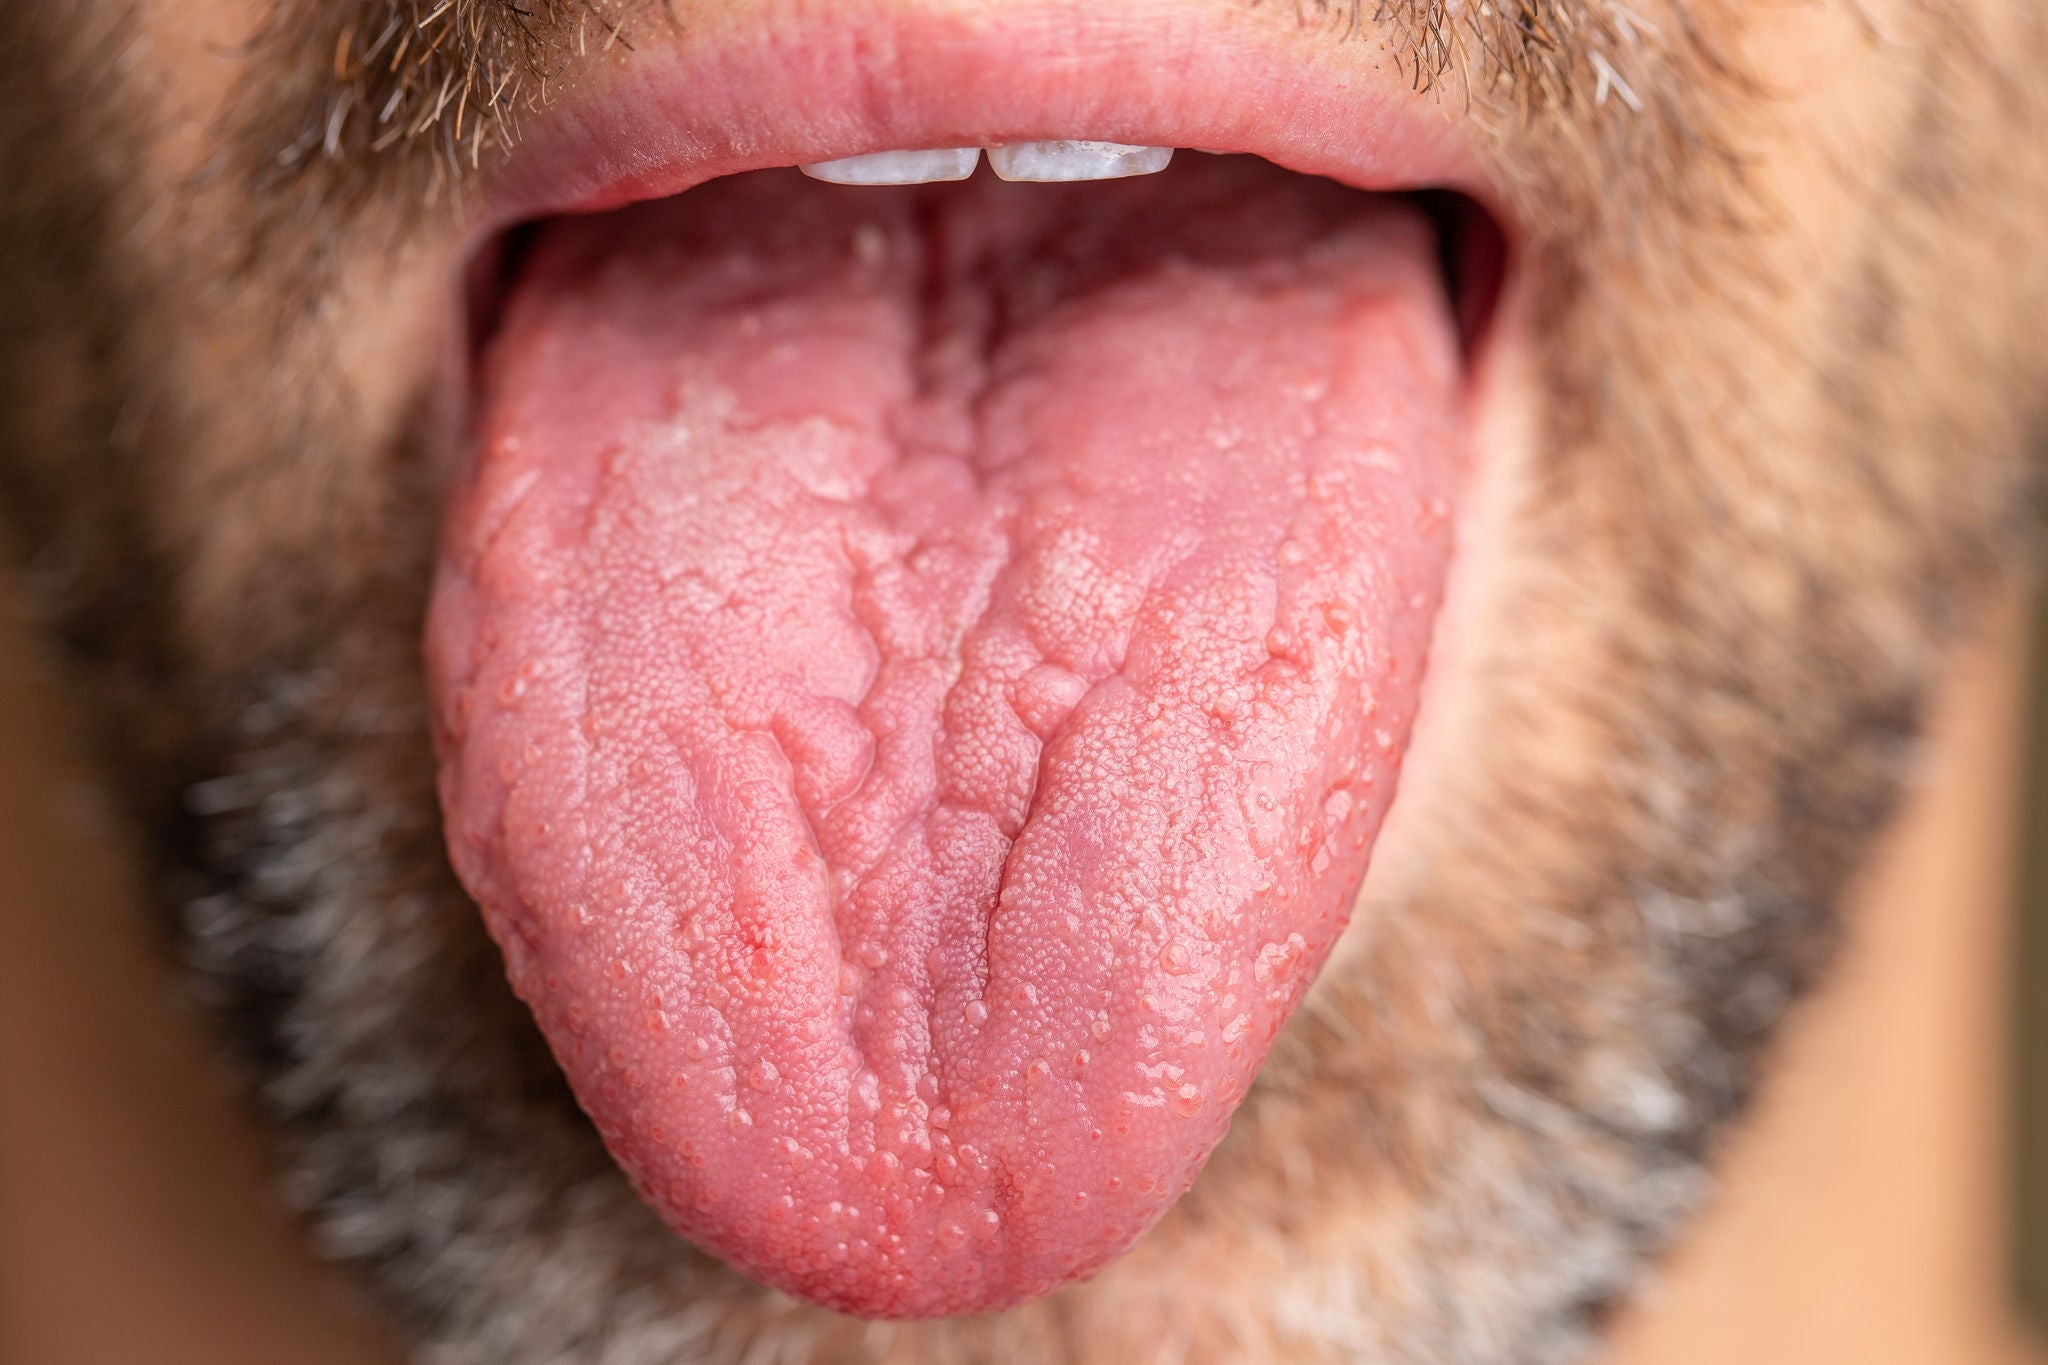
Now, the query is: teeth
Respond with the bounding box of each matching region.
[797,142,1180,186]
[986,141,1174,182]
[799,147,981,185]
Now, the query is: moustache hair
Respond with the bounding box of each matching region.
[236,1,1727,222]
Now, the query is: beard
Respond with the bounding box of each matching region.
[1,1,2045,1360]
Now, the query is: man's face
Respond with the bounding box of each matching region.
[2,0,2044,1359]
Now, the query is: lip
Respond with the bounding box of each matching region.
[446,0,1517,459]
[465,0,1501,242]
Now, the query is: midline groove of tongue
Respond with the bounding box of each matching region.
[426,167,1460,1318]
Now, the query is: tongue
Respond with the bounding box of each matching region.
[428,158,1460,1317]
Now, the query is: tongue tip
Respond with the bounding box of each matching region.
[560,1021,1257,1320]
[623,1186,1123,1320]
[591,1086,1225,1319]
[725,1248,1087,1322]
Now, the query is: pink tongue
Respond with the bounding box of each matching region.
[428,159,1460,1318]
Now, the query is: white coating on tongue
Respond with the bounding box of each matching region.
[427,160,1461,1318]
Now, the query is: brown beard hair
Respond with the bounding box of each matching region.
[3,1,2046,1361]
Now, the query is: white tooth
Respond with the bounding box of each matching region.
[986,141,1174,182]
[799,148,980,185]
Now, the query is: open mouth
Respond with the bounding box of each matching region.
[425,8,1513,1323]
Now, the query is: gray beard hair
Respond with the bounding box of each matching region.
[179,618,1713,1365]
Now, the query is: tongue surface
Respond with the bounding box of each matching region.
[428,159,1460,1317]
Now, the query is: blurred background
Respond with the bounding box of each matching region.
[2015,584,2047,1345]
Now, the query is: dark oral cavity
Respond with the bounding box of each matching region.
[427,156,1464,1317]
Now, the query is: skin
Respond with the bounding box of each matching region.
[0,1,2045,1361]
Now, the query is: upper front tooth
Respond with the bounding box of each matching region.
[800,148,981,185]
[986,141,1173,182]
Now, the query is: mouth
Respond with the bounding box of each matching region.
[425,1,1513,1323]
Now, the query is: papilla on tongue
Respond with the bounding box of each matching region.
[427,158,1460,1318]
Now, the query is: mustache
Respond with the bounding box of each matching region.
[292,2,654,172]
[232,0,1684,211]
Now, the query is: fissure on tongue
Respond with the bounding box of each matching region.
[427,158,1460,1318]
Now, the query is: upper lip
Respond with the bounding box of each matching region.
[465,0,1502,243]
